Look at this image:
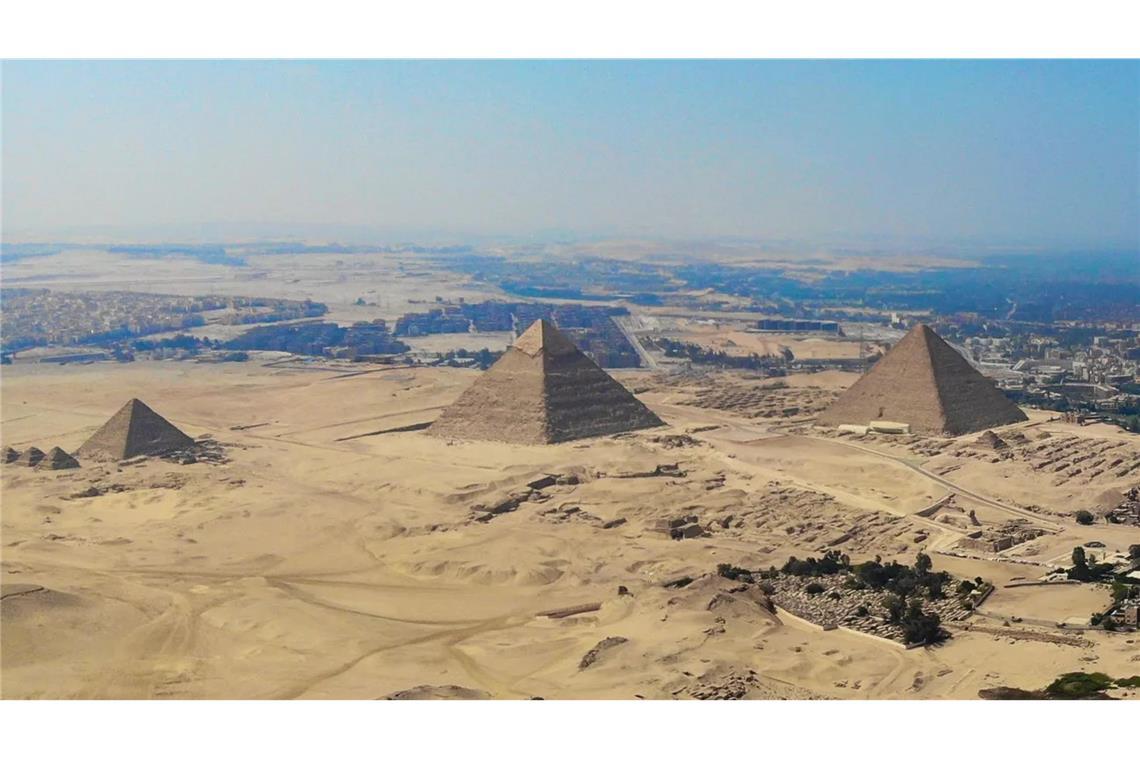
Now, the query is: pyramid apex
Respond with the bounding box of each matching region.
[513,319,578,357]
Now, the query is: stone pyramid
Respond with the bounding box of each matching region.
[817,324,1027,436]
[429,319,665,444]
[972,430,1008,450]
[2,446,20,464]
[38,446,81,470]
[77,398,195,460]
[15,446,45,467]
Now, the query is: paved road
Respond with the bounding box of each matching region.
[612,315,658,370]
[825,437,1061,530]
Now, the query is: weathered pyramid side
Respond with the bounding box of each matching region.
[817,324,1025,436]
[919,327,1027,435]
[38,446,80,470]
[543,348,664,443]
[817,325,945,432]
[429,318,664,444]
[428,347,551,444]
[77,398,195,460]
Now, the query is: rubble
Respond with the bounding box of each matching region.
[578,636,629,670]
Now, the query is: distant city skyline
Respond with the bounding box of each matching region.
[2,60,1137,250]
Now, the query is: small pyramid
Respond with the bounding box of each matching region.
[817,324,1027,436]
[2,446,20,464]
[77,398,195,460]
[430,319,665,444]
[15,446,45,467]
[38,446,81,470]
[972,430,1008,450]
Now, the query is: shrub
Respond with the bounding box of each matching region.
[1043,672,1114,699]
[1075,510,1095,525]
[717,563,754,581]
[805,582,825,595]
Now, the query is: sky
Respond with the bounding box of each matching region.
[2,60,1138,249]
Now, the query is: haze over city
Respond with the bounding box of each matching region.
[3,59,1138,250]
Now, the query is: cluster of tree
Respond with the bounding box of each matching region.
[434,348,501,370]
[225,322,409,356]
[779,550,850,577]
[981,671,1135,700]
[1067,546,1116,582]
[131,333,212,351]
[842,553,951,600]
[882,594,946,645]
[1044,672,1121,699]
[723,551,952,645]
[647,337,790,370]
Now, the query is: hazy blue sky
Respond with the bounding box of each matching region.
[3,60,1137,248]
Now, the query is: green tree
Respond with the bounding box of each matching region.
[914,552,933,576]
[883,594,906,623]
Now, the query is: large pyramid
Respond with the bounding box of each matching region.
[817,324,1027,436]
[429,319,665,444]
[77,398,195,460]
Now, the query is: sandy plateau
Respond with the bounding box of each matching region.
[2,359,1138,699]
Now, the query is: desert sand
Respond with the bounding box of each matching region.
[2,359,1138,699]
